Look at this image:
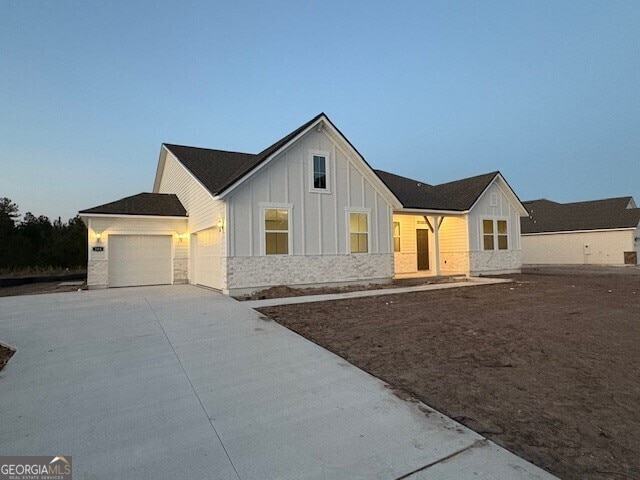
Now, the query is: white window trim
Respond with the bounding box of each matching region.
[260,203,293,256]
[308,149,331,194]
[346,207,371,254]
[393,221,401,252]
[481,217,509,251]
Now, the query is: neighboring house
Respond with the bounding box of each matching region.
[79,113,528,294]
[521,197,640,265]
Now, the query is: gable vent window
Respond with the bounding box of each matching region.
[313,156,326,189]
[309,151,331,193]
[482,219,508,251]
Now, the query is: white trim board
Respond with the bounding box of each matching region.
[522,227,637,236]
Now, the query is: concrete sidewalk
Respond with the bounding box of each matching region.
[0,285,555,479]
[243,277,511,308]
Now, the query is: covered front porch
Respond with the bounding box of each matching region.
[392,211,470,278]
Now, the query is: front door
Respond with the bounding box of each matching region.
[416,229,429,270]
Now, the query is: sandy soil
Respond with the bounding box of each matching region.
[235,276,464,301]
[259,273,640,480]
[0,281,86,297]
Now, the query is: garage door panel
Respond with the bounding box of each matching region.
[109,235,172,287]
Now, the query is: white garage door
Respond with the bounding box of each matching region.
[108,235,172,287]
[193,228,221,289]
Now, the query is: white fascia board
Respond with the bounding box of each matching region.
[152,147,167,193]
[522,227,636,236]
[218,117,324,199]
[469,173,529,217]
[394,208,468,216]
[79,213,188,220]
[320,123,403,209]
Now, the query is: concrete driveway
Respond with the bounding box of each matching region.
[0,286,556,479]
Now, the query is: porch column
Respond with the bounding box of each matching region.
[433,215,441,276]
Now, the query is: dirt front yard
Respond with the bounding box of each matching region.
[259,273,640,480]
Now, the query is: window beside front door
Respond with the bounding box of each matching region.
[482,219,508,251]
[393,221,401,252]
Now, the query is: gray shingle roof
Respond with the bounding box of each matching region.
[521,197,640,234]
[375,170,499,211]
[164,113,325,196]
[79,193,187,217]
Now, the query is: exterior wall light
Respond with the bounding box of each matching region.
[177,233,187,243]
[95,232,102,243]
[217,218,225,233]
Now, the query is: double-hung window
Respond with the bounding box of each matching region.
[264,207,290,255]
[482,219,508,251]
[349,211,369,253]
[309,151,330,193]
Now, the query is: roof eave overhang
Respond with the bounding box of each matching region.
[394,207,468,215]
[521,227,637,236]
[216,116,326,199]
[469,173,529,217]
[78,213,188,220]
[215,114,404,209]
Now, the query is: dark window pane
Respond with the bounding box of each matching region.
[498,235,508,250]
[483,235,494,250]
[497,220,507,234]
[314,172,326,189]
[313,156,327,190]
[483,219,494,234]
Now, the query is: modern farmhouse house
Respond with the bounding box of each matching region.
[79,113,528,294]
[521,197,640,265]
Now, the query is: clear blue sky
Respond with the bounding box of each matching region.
[1,0,638,221]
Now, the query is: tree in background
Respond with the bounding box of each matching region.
[0,197,19,230]
[0,197,87,271]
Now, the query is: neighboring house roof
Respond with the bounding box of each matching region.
[163,113,325,196]
[521,197,640,234]
[79,193,187,217]
[375,170,500,211]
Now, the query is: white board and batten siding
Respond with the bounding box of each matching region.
[224,128,396,293]
[228,129,393,257]
[467,177,524,274]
